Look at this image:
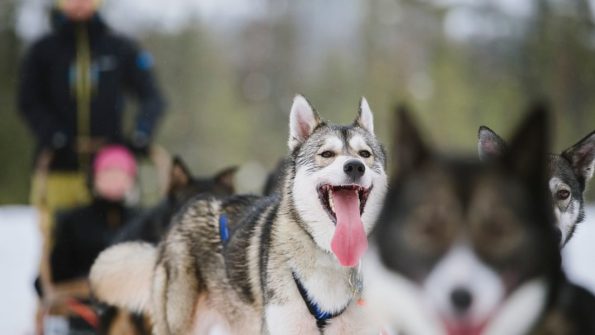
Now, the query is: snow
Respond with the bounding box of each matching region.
[0,205,594,333]
[562,205,595,293]
[0,206,41,335]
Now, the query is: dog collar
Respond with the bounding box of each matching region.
[292,272,349,330]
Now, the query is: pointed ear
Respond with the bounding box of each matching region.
[288,95,321,151]
[478,126,508,161]
[561,130,595,186]
[392,104,431,177]
[214,166,238,191]
[354,97,374,135]
[169,156,192,192]
[502,103,550,187]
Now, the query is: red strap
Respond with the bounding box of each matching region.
[65,298,99,329]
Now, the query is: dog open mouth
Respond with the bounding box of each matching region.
[318,184,371,221]
[317,184,372,267]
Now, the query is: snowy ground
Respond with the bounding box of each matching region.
[1,205,595,334]
[0,206,40,335]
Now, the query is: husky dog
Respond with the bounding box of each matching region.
[90,95,388,335]
[478,126,595,246]
[115,157,237,244]
[366,105,565,335]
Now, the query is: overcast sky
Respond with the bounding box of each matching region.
[15,0,268,41]
[14,0,592,43]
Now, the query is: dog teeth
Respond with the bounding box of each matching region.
[329,189,335,213]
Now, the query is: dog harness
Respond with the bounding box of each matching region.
[219,214,229,243]
[292,272,349,330]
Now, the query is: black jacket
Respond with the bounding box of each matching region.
[50,199,140,283]
[18,11,166,171]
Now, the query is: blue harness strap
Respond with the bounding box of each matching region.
[219,214,229,243]
[292,272,347,330]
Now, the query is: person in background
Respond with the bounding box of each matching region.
[17,0,165,332]
[46,145,143,334]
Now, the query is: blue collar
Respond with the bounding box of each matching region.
[292,272,348,330]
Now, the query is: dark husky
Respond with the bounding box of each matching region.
[366,105,595,335]
[115,157,237,244]
[90,95,388,335]
[478,126,595,246]
[98,157,237,334]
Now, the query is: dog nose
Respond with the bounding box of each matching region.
[450,287,473,313]
[344,160,365,180]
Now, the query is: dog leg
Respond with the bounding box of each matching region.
[151,264,169,335]
[164,253,201,334]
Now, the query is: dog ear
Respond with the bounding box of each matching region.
[477,126,507,162]
[169,156,192,193]
[288,95,321,151]
[503,103,550,189]
[561,130,595,187]
[214,166,238,193]
[354,97,374,135]
[392,104,431,177]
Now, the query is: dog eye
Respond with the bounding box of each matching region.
[320,151,335,158]
[359,150,372,158]
[556,189,570,201]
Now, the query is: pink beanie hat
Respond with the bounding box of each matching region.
[93,145,137,177]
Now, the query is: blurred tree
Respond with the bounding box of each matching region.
[3,0,595,202]
[0,1,33,204]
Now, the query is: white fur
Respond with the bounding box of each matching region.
[349,135,373,154]
[291,141,387,313]
[89,242,156,312]
[581,157,595,181]
[549,177,580,245]
[292,142,387,256]
[188,298,233,335]
[358,97,374,135]
[363,249,445,335]
[297,252,353,313]
[555,199,581,245]
[288,95,319,150]
[323,298,379,334]
[483,278,547,335]
[423,244,505,325]
[365,245,549,335]
[265,303,319,335]
[264,251,363,334]
[320,137,344,154]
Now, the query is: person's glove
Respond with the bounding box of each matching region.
[128,131,150,156]
[50,131,68,150]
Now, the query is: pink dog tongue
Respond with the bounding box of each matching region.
[330,189,368,267]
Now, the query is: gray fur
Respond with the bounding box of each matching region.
[91,96,387,335]
[478,126,595,246]
[370,105,566,334]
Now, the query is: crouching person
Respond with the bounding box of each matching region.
[45,145,148,334]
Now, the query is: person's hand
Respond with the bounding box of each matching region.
[128,132,150,156]
[43,286,63,309]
